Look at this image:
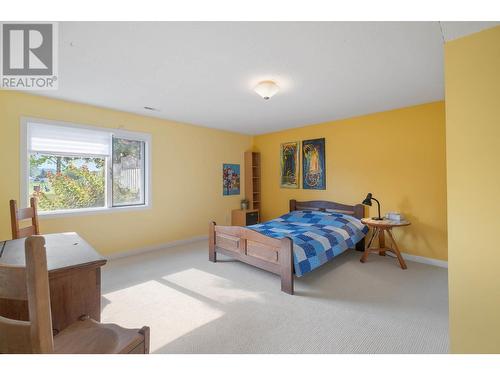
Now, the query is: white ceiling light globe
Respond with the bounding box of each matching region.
[254,80,280,100]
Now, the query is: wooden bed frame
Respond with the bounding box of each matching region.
[209,199,365,295]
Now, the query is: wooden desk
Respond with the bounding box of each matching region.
[0,232,107,334]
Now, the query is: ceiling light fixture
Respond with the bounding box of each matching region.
[254,80,280,100]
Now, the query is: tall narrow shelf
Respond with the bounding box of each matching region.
[245,151,261,212]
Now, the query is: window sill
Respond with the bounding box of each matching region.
[38,204,151,219]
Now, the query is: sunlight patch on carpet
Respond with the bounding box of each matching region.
[101,279,223,352]
[162,268,265,304]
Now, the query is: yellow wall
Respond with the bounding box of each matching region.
[445,26,500,353]
[253,102,448,261]
[0,94,448,262]
[0,91,252,255]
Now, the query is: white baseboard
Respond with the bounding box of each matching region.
[401,252,448,268]
[106,235,209,260]
[105,234,448,269]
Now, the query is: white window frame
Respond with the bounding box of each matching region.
[20,117,152,218]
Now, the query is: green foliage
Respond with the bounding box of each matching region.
[34,164,105,211]
[112,183,140,205]
[30,154,104,173]
[112,138,141,164]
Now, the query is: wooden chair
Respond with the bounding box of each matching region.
[10,198,40,240]
[0,236,150,354]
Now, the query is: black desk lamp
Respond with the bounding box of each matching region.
[362,193,383,220]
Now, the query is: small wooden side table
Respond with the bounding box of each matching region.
[360,218,410,269]
[231,209,260,226]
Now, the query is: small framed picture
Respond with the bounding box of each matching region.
[222,163,240,196]
[280,141,300,188]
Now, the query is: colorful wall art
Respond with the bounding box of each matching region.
[222,163,241,195]
[280,141,300,188]
[302,138,326,190]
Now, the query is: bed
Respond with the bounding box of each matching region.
[209,200,368,295]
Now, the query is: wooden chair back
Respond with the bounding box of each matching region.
[10,198,40,240]
[0,236,54,354]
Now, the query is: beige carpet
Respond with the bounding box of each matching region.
[101,240,449,354]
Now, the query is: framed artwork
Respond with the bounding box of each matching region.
[222,163,240,196]
[302,138,326,190]
[280,141,300,188]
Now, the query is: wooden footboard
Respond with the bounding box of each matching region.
[209,222,294,294]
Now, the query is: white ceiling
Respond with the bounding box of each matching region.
[35,21,499,135]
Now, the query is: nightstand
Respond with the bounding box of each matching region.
[360,218,410,269]
[231,209,260,226]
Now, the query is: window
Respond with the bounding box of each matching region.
[112,137,145,206]
[22,118,151,215]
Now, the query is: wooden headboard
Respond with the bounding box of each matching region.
[289,199,365,220]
